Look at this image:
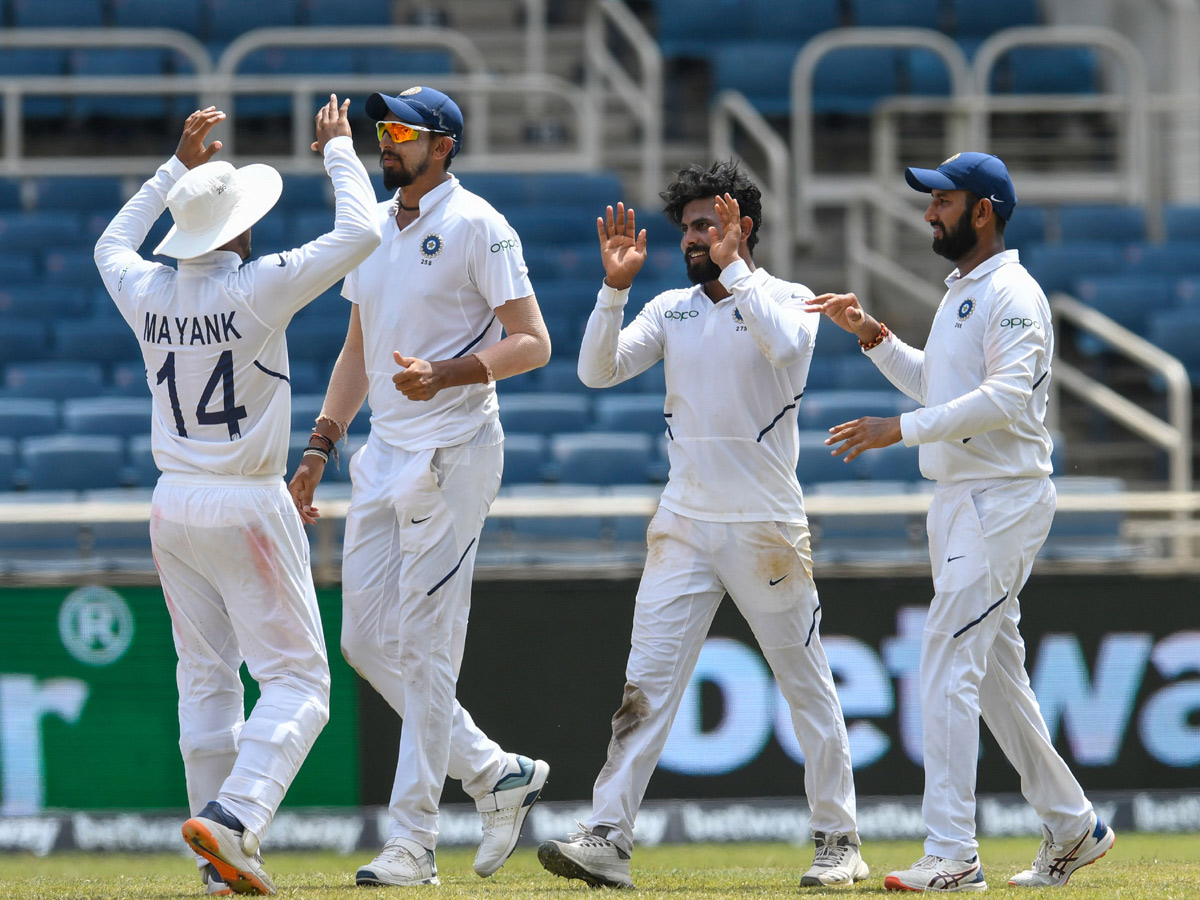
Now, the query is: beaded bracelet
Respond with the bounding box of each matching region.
[859,322,889,351]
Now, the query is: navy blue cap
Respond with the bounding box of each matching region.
[905,152,1017,221]
[365,86,463,158]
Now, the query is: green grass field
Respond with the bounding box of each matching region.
[2,833,1198,899]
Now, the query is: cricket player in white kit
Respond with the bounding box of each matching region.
[537,161,867,890]
[287,86,552,887]
[808,152,1115,892]
[94,100,381,895]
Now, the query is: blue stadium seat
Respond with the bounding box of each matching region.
[1148,308,1200,371]
[798,389,912,432]
[0,178,20,209]
[0,320,51,364]
[711,41,805,117]
[993,46,1098,94]
[288,360,325,395]
[1023,242,1124,295]
[126,434,158,487]
[0,252,37,284]
[903,48,953,97]
[53,318,141,364]
[549,431,654,485]
[499,369,539,393]
[111,0,204,34]
[11,0,102,28]
[358,47,456,76]
[278,173,333,212]
[858,441,922,482]
[829,354,889,390]
[307,0,392,25]
[4,361,105,400]
[1004,205,1048,250]
[1163,204,1200,242]
[62,396,151,438]
[69,49,172,120]
[533,279,602,319]
[1073,276,1176,347]
[207,0,301,44]
[850,0,940,28]
[108,361,151,397]
[498,393,591,434]
[812,47,901,115]
[521,242,598,282]
[1122,242,1200,277]
[464,172,624,212]
[746,0,839,40]
[809,480,924,564]
[0,285,91,319]
[651,0,748,60]
[796,430,862,484]
[20,434,125,491]
[42,249,105,288]
[951,0,1037,38]
[0,49,69,118]
[232,46,353,118]
[1057,205,1147,244]
[290,393,326,434]
[530,359,584,394]
[594,394,669,436]
[0,397,59,437]
[502,432,547,485]
[286,317,351,363]
[504,207,600,246]
[0,212,84,252]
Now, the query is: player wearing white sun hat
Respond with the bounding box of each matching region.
[94,98,380,895]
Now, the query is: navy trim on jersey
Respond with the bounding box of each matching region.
[451,316,498,358]
[804,601,821,647]
[953,592,1008,638]
[756,392,803,442]
[254,361,290,383]
[426,538,477,595]
[1032,369,1048,390]
[664,412,673,440]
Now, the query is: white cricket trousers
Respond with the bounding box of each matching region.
[922,476,1092,860]
[340,426,510,850]
[151,474,331,841]
[587,508,858,855]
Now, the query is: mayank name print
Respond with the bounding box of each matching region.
[143,310,242,345]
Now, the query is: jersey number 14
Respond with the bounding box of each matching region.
[157,349,248,439]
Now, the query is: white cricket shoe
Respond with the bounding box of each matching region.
[1008,814,1115,887]
[202,862,233,896]
[355,837,439,886]
[538,829,635,889]
[182,801,276,896]
[884,854,987,892]
[474,755,550,876]
[801,831,869,886]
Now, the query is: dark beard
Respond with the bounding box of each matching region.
[685,251,722,285]
[931,206,978,262]
[380,152,430,191]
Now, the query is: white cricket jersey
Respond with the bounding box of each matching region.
[94,136,380,477]
[865,249,1054,483]
[578,259,819,522]
[342,175,533,450]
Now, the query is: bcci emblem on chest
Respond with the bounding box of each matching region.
[420,233,443,266]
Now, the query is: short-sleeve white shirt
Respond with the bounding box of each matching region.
[343,175,533,450]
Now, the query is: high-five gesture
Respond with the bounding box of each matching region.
[312,94,352,153]
[708,192,745,270]
[174,107,225,169]
[597,202,647,291]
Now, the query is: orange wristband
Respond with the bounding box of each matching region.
[860,322,889,350]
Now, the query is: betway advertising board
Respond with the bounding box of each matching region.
[1,577,1197,842]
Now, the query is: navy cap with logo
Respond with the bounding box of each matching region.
[365,86,463,157]
[904,151,1017,221]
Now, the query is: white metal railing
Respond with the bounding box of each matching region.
[1049,293,1193,494]
[0,26,600,176]
[709,90,792,278]
[790,27,972,244]
[583,0,663,207]
[967,26,1151,205]
[843,191,942,309]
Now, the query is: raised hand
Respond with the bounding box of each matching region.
[806,292,880,342]
[174,107,225,169]
[596,202,647,291]
[708,193,744,270]
[312,94,352,153]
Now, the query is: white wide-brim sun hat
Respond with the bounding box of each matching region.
[155,160,283,260]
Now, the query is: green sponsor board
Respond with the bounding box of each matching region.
[0,586,356,814]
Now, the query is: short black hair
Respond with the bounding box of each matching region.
[661,160,763,253]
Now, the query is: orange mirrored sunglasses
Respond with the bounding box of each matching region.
[375,121,434,143]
